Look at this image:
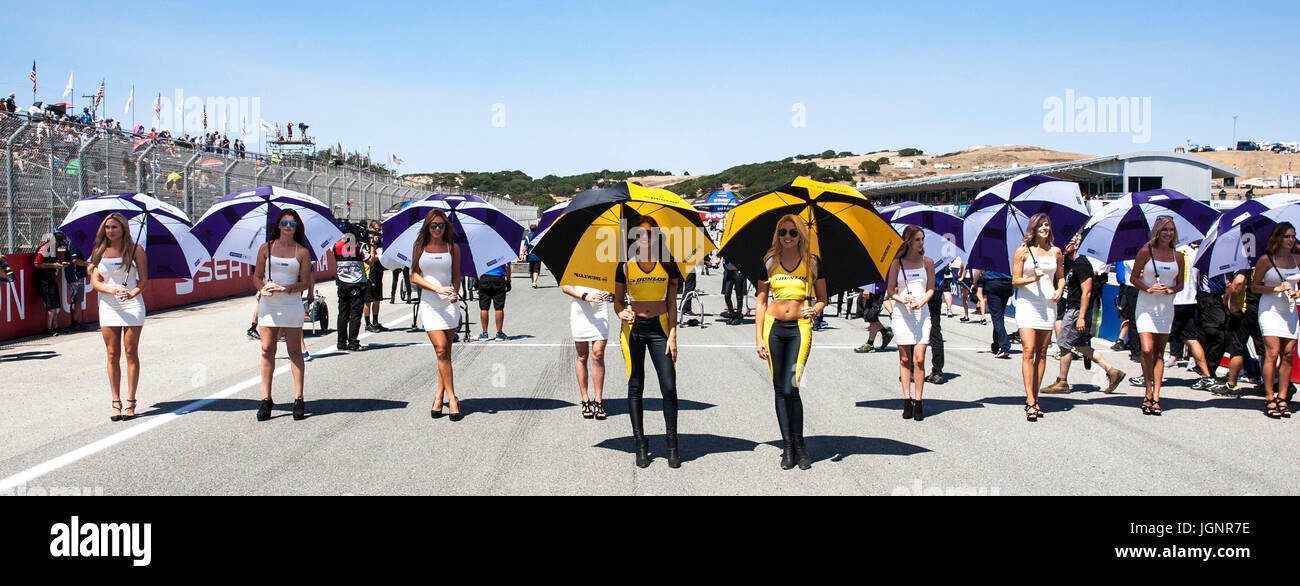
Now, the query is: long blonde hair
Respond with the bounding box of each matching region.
[1021,212,1053,250]
[411,209,455,271]
[1145,215,1178,250]
[762,214,816,278]
[896,225,924,260]
[90,212,137,274]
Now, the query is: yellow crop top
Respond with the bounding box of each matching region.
[765,256,819,301]
[616,261,683,302]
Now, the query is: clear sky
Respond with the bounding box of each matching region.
[4,0,1297,177]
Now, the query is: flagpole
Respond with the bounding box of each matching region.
[130,85,135,131]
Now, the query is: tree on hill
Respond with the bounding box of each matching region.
[876,157,891,165]
[860,160,880,175]
[898,148,924,157]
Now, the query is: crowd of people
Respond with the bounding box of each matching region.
[10,207,1299,470]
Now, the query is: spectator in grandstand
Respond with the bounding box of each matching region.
[165,170,183,193]
[121,150,136,182]
[220,136,230,156]
[2,93,15,113]
[34,234,68,336]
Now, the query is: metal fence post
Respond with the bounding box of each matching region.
[5,120,30,253]
[222,159,238,195]
[326,176,341,218]
[283,169,296,190]
[183,150,202,217]
[345,179,358,220]
[135,142,155,193]
[76,135,99,201]
[303,172,317,200]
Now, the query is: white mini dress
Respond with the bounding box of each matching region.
[1014,253,1057,330]
[258,255,304,328]
[97,257,146,327]
[890,264,931,346]
[1258,263,1299,339]
[570,286,611,342]
[418,250,460,331]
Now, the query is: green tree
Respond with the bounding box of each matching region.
[876,157,890,165]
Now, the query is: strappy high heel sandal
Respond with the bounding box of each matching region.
[1025,404,1038,422]
[1141,397,1153,415]
[1278,400,1292,418]
[110,400,123,422]
[593,401,607,420]
[123,399,137,421]
[1150,400,1162,416]
[1265,400,1282,419]
[580,401,594,419]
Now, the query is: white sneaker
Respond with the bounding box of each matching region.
[1164,356,1176,368]
[303,351,312,362]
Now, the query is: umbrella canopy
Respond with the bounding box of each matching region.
[1194,192,1300,277]
[962,174,1090,273]
[877,201,965,272]
[1077,189,1220,264]
[58,192,211,279]
[133,137,151,151]
[191,185,343,265]
[535,200,569,236]
[717,176,901,295]
[380,193,525,278]
[696,190,739,212]
[532,181,715,290]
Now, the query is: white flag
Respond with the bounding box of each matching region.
[124,87,133,114]
[241,118,247,138]
[62,73,73,98]
[259,119,276,132]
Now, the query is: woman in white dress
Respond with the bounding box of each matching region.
[1011,213,1063,421]
[886,225,935,421]
[411,209,464,421]
[1129,216,1183,416]
[1250,222,1300,418]
[89,213,148,422]
[562,285,611,420]
[253,209,313,422]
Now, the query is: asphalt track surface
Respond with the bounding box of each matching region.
[1,269,1295,495]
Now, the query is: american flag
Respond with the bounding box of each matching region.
[154,93,161,120]
[95,79,104,108]
[391,154,403,166]
[30,61,36,93]
[202,105,207,130]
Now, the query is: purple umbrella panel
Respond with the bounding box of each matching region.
[58,192,211,279]
[191,185,343,266]
[1077,189,1220,264]
[961,174,1090,274]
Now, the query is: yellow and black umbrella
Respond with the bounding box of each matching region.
[532,181,717,290]
[718,176,901,295]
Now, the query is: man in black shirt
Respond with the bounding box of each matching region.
[33,235,67,336]
[1223,268,1265,395]
[62,235,91,331]
[1043,235,1126,393]
[334,228,369,351]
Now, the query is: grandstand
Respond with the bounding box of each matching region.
[0,112,537,254]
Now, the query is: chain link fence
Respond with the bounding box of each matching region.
[1,112,538,254]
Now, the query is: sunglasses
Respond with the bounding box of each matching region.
[778,229,799,238]
[279,220,298,228]
[429,222,446,229]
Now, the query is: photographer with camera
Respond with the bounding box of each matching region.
[363,220,388,332]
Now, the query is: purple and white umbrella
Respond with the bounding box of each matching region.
[535,200,569,236]
[191,185,343,266]
[1194,192,1300,277]
[878,201,965,272]
[1077,189,1219,264]
[58,192,211,279]
[962,174,1090,273]
[380,193,525,278]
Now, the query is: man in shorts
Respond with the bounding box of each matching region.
[33,235,67,336]
[1043,235,1126,393]
[1223,268,1264,397]
[476,262,511,340]
[854,283,894,353]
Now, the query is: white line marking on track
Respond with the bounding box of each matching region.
[0,313,410,492]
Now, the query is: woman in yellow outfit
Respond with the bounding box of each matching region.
[614,216,683,469]
[754,215,827,470]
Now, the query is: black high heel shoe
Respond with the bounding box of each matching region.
[293,398,305,420]
[666,437,681,469]
[634,437,650,468]
[110,400,123,422]
[780,441,796,470]
[256,399,273,422]
[902,398,914,420]
[794,438,812,470]
[913,399,924,421]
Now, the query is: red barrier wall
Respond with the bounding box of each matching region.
[1,252,336,340]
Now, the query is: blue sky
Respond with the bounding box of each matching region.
[4,0,1297,177]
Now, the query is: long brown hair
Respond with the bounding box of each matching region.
[762,214,815,278]
[1145,215,1178,250]
[271,208,309,250]
[896,225,924,261]
[411,209,455,271]
[626,215,667,263]
[1265,221,1299,255]
[90,212,137,274]
[1021,212,1053,250]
